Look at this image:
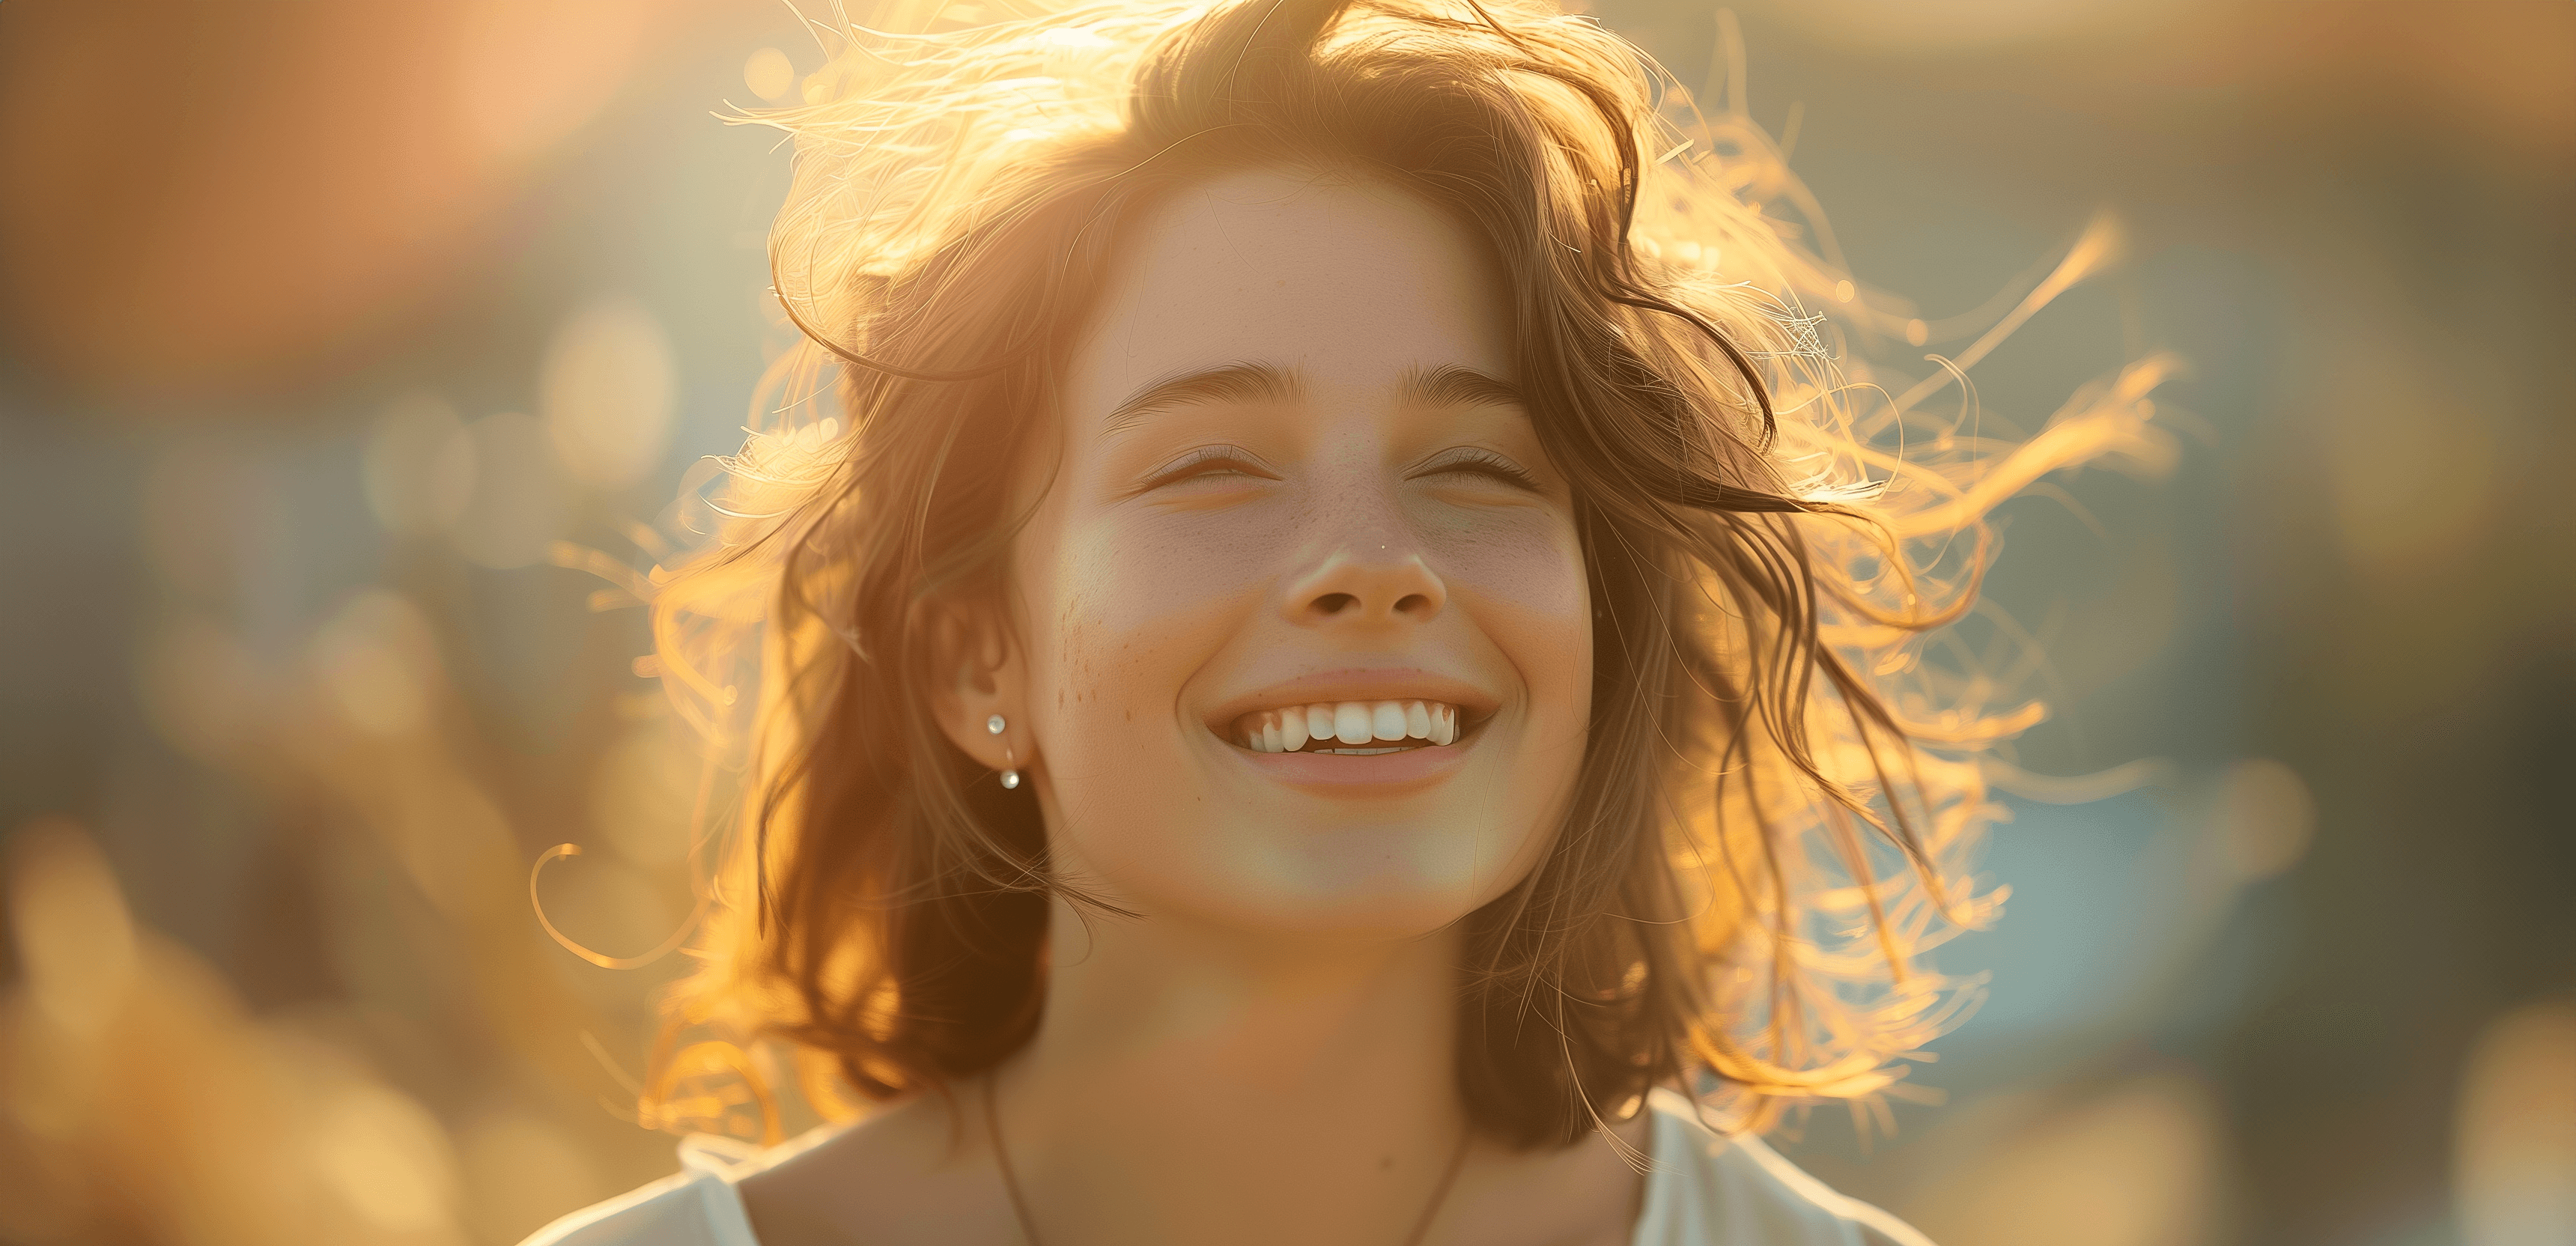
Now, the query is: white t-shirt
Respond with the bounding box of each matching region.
[520,1088,1931,1246]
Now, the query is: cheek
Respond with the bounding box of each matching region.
[1030,502,1285,725]
[1422,505,1593,896]
[1421,504,1591,710]
[1418,503,1588,618]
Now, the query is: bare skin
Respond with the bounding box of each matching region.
[741,1037,1651,1246]
[742,167,1644,1246]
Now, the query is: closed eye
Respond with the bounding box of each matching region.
[1137,443,1281,493]
[1409,446,1543,492]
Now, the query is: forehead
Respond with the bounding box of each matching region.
[1064,166,1512,415]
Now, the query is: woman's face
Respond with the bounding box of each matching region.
[1002,166,1591,939]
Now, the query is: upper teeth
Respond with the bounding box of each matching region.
[1235,701,1459,753]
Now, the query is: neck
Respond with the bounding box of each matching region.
[996,896,1467,1246]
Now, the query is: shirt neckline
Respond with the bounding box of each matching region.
[690,1090,1709,1246]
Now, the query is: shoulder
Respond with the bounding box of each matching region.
[517,1131,823,1246]
[1635,1089,1935,1246]
[519,1100,965,1246]
[735,1090,1023,1245]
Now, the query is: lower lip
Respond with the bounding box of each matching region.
[1223,734,1471,791]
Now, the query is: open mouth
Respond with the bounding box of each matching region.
[1227,701,1466,756]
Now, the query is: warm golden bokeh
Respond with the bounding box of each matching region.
[0,1,2566,1243]
[2454,1003,2576,1246]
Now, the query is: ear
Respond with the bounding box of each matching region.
[926,595,1030,776]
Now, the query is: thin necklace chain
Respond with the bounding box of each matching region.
[982,1072,1474,1246]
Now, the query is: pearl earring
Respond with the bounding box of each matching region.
[987,714,1020,790]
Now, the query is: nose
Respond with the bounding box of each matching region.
[1282,540,1448,627]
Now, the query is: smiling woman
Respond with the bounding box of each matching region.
[1014,168,1591,943]
[522,1,2169,1245]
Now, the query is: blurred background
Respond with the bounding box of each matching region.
[0,1,2568,1243]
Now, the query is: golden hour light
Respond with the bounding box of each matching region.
[743,47,798,103]
[1,1,2565,1245]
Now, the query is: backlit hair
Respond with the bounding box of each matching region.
[631,0,2175,1148]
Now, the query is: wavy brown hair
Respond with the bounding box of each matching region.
[623,0,2175,1150]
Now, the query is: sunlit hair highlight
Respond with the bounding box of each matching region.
[631,0,2176,1148]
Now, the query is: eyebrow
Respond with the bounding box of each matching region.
[1098,359,1525,437]
[1395,362,1525,412]
[1102,362,1301,437]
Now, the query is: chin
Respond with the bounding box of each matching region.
[1058,806,1553,942]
